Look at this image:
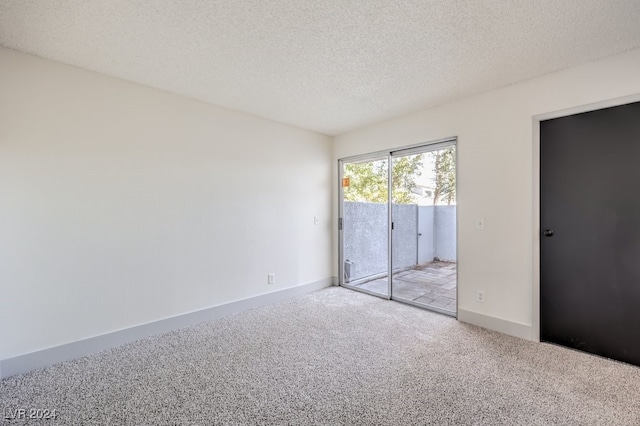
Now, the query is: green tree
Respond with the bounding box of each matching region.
[391,155,423,203]
[430,147,456,205]
[343,156,423,204]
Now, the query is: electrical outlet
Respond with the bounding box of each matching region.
[267,273,275,285]
[477,290,485,302]
[313,215,319,225]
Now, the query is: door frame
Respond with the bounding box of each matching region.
[338,137,458,312]
[532,93,640,341]
[338,151,392,299]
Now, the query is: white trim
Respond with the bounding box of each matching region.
[532,118,541,342]
[0,278,333,379]
[534,93,640,122]
[458,309,532,341]
[532,93,640,342]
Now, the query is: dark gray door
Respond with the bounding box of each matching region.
[540,101,640,366]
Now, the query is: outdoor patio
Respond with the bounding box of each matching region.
[351,261,457,315]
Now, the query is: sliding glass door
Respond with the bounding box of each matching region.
[339,156,390,298]
[339,140,457,316]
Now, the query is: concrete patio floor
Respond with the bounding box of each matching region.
[351,261,457,315]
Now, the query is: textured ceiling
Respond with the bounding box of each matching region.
[1,1,640,135]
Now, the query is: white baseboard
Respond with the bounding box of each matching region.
[0,278,333,379]
[458,309,533,341]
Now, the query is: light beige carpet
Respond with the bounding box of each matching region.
[2,287,640,425]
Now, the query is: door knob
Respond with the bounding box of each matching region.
[543,229,554,237]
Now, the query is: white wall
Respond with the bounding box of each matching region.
[0,47,333,361]
[334,48,640,338]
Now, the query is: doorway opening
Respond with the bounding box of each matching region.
[339,139,457,316]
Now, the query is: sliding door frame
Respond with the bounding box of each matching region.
[338,151,392,298]
[338,137,458,310]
